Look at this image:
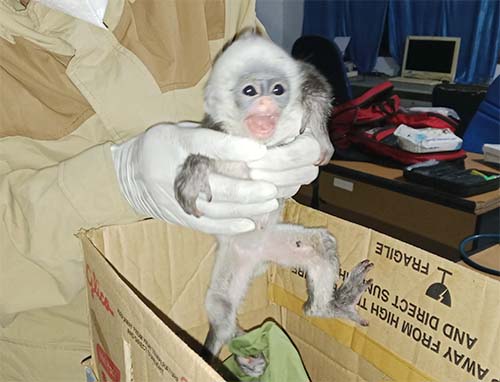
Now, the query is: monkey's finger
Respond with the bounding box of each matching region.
[247,133,321,170]
[204,173,278,203]
[250,165,319,187]
[196,199,279,219]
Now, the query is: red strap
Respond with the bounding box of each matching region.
[333,81,394,116]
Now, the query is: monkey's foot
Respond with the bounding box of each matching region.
[304,259,373,325]
[333,259,374,326]
[235,353,267,377]
[174,154,213,217]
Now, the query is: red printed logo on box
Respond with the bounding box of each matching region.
[96,343,121,382]
[86,264,115,316]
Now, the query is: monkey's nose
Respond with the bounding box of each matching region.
[255,96,275,110]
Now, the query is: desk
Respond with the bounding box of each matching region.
[295,153,499,261]
[350,75,434,107]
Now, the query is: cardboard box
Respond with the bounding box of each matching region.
[79,201,500,382]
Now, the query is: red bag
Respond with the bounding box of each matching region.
[329,81,467,164]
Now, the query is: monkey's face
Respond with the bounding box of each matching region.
[205,33,304,146]
[233,70,291,142]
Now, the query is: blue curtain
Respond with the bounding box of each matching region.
[388,0,500,84]
[303,0,500,84]
[302,0,388,74]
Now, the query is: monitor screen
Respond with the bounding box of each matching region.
[405,39,457,74]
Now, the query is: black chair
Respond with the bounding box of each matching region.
[462,76,500,153]
[291,35,353,105]
[291,36,354,209]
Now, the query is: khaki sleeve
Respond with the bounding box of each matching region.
[0,143,143,322]
[223,0,260,39]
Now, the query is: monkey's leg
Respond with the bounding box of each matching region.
[260,224,373,325]
[203,237,260,359]
[204,237,267,377]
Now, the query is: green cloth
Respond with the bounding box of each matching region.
[223,322,310,382]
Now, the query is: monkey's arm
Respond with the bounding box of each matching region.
[299,62,335,165]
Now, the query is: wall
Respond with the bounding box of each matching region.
[256,0,304,53]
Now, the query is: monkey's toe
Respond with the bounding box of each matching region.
[344,260,374,289]
[235,353,267,377]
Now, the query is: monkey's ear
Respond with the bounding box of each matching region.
[234,27,262,40]
[215,27,262,61]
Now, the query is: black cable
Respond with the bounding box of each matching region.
[459,234,500,276]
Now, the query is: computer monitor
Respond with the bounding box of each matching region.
[401,36,461,82]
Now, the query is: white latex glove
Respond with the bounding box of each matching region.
[33,0,108,28]
[248,131,324,198]
[111,122,279,235]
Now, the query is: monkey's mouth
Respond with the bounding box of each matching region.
[245,113,279,139]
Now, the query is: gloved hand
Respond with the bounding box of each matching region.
[32,0,108,28]
[111,122,279,235]
[248,131,330,198]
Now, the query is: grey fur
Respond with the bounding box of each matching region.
[200,114,226,133]
[299,61,334,164]
[173,34,372,377]
[174,155,213,218]
[235,354,267,377]
[233,71,291,115]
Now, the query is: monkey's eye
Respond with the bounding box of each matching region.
[242,85,258,97]
[272,84,285,96]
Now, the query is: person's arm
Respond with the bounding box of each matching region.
[0,122,280,322]
[0,143,141,323]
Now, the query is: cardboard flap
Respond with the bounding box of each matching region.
[80,231,224,382]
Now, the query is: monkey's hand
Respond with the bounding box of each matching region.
[174,154,213,218]
[174,155,254,218]
[110,122,279,235]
